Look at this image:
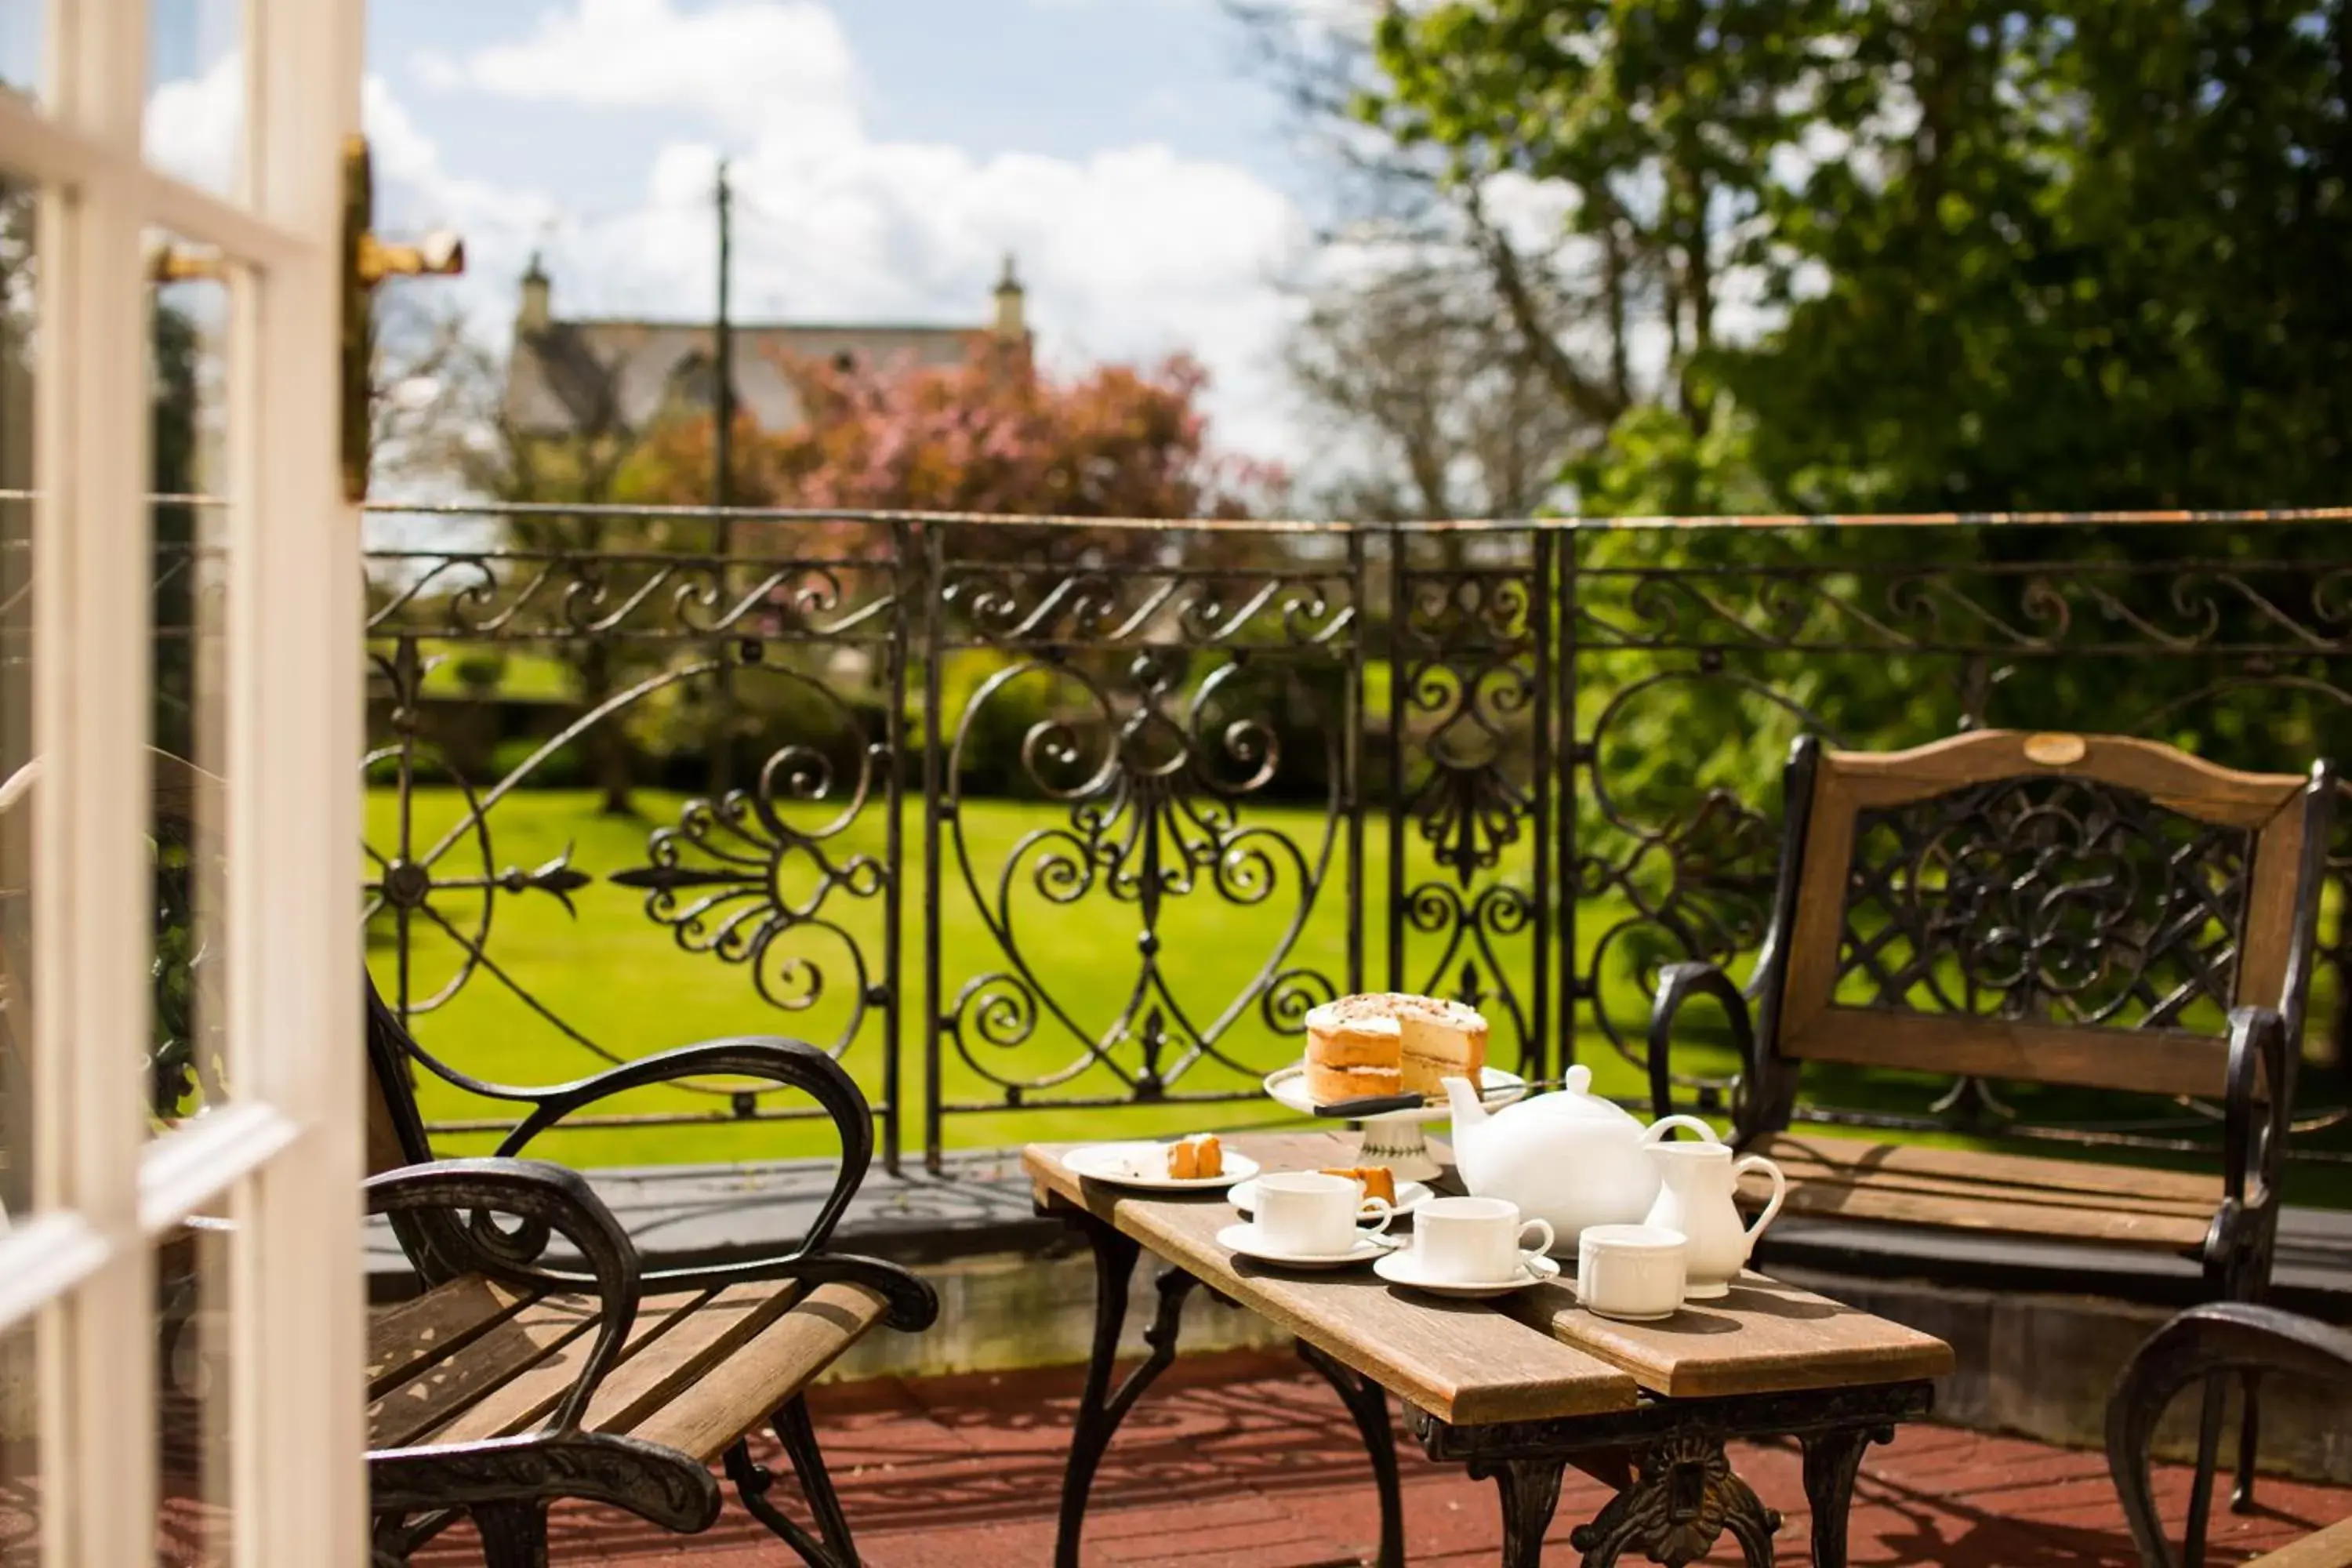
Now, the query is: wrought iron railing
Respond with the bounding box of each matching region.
[355,503,2352,1174]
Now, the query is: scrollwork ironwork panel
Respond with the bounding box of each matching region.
[1577,556,2352,657]
[361,515,908,1167]
[921,524,1359,1164]
[1838,778,2252,1031]
[1389,530,1551,1079]
[1566,659,1840,1086]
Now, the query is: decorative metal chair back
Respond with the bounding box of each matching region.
[1754,731,2332,1122]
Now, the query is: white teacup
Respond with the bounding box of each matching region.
[1254,1171,1393,1256]
[1413,1196,1555,1285]
[1577,1224,1688,1321]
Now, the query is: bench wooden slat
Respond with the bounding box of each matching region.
[583,1281,806,1436]
[2248,1515,2352,1567]
[370,1290,597,1450]
[1751,1169,2213,1250]
[1503,1271,1955,1399]
[630,1281,887,1464]
[1754,1157,2220,1221]
[1025,1134,1639,1427]
[367,1276,539,1398]
[423,1288,716,1446]
[1747,1134,2220,1247]
[1780,1011,2231,1099]
[1752,1134,2223,1204]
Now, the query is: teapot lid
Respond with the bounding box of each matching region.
[1534,1064,1641,1123]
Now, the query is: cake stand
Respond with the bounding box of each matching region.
[1261,1064,1529,1182]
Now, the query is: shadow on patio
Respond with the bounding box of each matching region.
[411,1348,2352,1567]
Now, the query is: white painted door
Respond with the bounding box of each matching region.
[0,1,368,1563]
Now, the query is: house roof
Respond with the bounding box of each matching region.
[503,318,994,437]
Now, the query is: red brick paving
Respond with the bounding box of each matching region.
[418,1350,2352,1565]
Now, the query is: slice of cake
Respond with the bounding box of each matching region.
[1305,993,1488,1105]
[1389,993,1489,1095]
[1167,1133,1222,1179]
[1319,1165,1397,1205]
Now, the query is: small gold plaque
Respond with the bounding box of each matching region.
[2024,732,2088,766]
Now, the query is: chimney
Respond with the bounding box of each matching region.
[993,254,1026,341]
[517,252,552,332]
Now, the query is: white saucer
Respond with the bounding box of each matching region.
[1060,1142,1260,1192]
[1373,1249,1561,1299]
[1229,1176,1433,1221]
[1216,1221,1395,1270]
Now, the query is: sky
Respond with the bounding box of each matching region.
[127,0,1337,471]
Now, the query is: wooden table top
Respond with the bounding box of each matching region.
[1024,1131,1955,1421]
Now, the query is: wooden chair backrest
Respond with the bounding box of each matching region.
[1772,730,2331,1098]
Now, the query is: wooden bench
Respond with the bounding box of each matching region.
[357,984,937,1568]
[2110,1302,2352,1568]
[1646,729,2333,1516]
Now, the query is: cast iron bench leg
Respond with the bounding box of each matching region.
[726,1394,862,1568]
[470,1501,550,1568]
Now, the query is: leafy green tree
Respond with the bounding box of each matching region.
[1365,0,2352,513]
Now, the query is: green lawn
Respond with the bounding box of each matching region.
[365,787,2352,1206]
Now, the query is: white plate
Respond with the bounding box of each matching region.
[1261,1063,1528,1124]
[1059,1142,1259,1192]
[1229,1176,1433,1221]
[1374,1248,1561,1299]
[1216,1221,1396,1270]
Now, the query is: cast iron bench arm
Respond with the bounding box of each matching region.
[366,1157,643,1433]
[486,1037,937,1332]
[1647,960,1760,1123]
[2209,1004,2292,1289]
[2107,1301,2352,1568]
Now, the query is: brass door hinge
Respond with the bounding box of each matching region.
[341,134,463,502]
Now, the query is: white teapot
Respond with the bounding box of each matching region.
[1442,1065,1720,1254]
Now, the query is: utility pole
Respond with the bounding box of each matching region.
[713,158,735,515]
[708,158,737,798]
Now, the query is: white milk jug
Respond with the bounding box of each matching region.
[1641,1139,1787,1298]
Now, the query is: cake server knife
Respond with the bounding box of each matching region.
[1311,1092,1425,1118]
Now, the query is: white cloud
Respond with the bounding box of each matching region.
[415,0,863,150]
[134,1,1315,474]
[143,51,243,196]
[387,0,1308,470]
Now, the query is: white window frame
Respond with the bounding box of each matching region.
[0,2,367,1563]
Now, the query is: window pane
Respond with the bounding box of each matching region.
[0,1319,35,1567]
[155,1225,227,1566]
[149,234,228,1131]
[144,0,241,199]
[0,5,38,110]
